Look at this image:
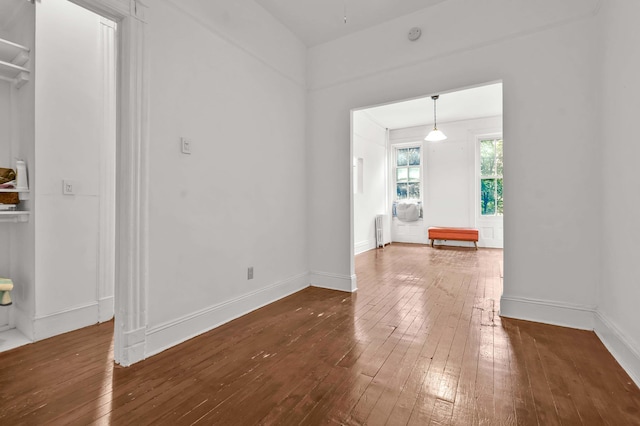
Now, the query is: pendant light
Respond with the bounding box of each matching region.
[425,95,447,142]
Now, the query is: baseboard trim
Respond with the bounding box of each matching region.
[13,305,33,341]
[98,296,114,323]
[499,295,595,330]
[310,271,357,293]
[594,311,640,387]
[33,302,99,341]
[355,240,375,255]
[145,272,310,359]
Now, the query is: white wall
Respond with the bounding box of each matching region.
[389,116,502,248]
[307,0,601,316]
[144,0,308,355]
[353,112,386,255]
[599,0,640,386]
[33,0,112,339]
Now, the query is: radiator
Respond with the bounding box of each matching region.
[375,214,390,248]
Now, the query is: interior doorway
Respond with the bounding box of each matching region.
[351,82,504,260]
[36,0,117,326]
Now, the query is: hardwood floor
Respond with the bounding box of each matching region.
[1,243,639,425]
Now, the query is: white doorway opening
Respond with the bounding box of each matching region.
[351,82,504,257]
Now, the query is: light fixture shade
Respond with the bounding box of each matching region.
[425,129,447,142]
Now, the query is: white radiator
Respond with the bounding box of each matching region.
[375,214,390,248]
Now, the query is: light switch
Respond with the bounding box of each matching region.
[181,137,192,155]
[63,180,75,195]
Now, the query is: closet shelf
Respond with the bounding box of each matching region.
[0,38,30,88]
[0,211,29,223]
[0,189,29,193]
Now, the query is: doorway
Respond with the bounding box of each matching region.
[35,0,117,329]
[351,82,504,261]
[0,0,149,366]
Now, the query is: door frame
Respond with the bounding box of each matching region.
[69,0,149,366]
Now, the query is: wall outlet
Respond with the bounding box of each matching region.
[247,267,254,280]
[63,179,75,195]
[180,137,192,155]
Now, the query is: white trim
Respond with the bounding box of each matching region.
[310,271,357,293]
[594,311,640,387]
[354,239,375,255]
[13,305,33,341]
[145,273,310,358]
[98,296,114,322]
[70,0,149,367]
[97,16,117,328]
[499,295,595,330]
[33,303,99,341]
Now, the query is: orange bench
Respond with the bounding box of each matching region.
[428,227,479,250]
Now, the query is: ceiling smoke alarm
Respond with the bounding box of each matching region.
[408,27,422,41]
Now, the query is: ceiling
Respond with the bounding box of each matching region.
[254,0,447,47]
[362,83,503,130]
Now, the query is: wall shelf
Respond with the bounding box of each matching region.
[0,211,29,223]
[0,38,30,88]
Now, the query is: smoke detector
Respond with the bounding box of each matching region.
[408,27,422,41]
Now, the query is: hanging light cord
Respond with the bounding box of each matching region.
[344,0,347,24]
[433,95,439,130]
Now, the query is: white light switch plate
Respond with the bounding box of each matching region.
[63,179,75,195]
[181,137,192,154]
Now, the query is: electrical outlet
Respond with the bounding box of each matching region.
[63,180,75,195]
[181,137,192,155]
[247,267,254,280]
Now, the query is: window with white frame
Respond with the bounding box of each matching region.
[479,137,503,216]
[395,146,421,200]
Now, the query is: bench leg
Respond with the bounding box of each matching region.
[474,241,478,250]
[431,239,434,248]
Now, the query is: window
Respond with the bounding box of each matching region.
[395,146,421,200]
[479,138,503,216]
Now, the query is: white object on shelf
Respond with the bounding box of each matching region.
[15,160,28,190]
[0,37,30,88]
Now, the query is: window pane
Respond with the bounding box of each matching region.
[397,183,408,199]
[496,139,504,176]
[397,168,408,182]
[408,148,420,166]
[408,167,420,182]
[481,178,496,215]
[407,183,420,199]
[497,178,503,215]
[397,149,408,166]
[480,140,496,176]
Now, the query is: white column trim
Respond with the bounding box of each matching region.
[97,16,117,324]
[70,0,149,366]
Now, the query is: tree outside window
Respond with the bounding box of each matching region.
[480,138,503,216]
[395,147,421,200]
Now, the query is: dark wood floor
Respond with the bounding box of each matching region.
[1,244,639,425]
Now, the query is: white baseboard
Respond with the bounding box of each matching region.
[594,311,640,387]
[13,305,33,341]
[145,272,310,359]
[98,296,114,323]
[310,271,357,293]
[120,326,146,367]
[500,295,594,330]
[33,302,99,341]
[355,240,375,255]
